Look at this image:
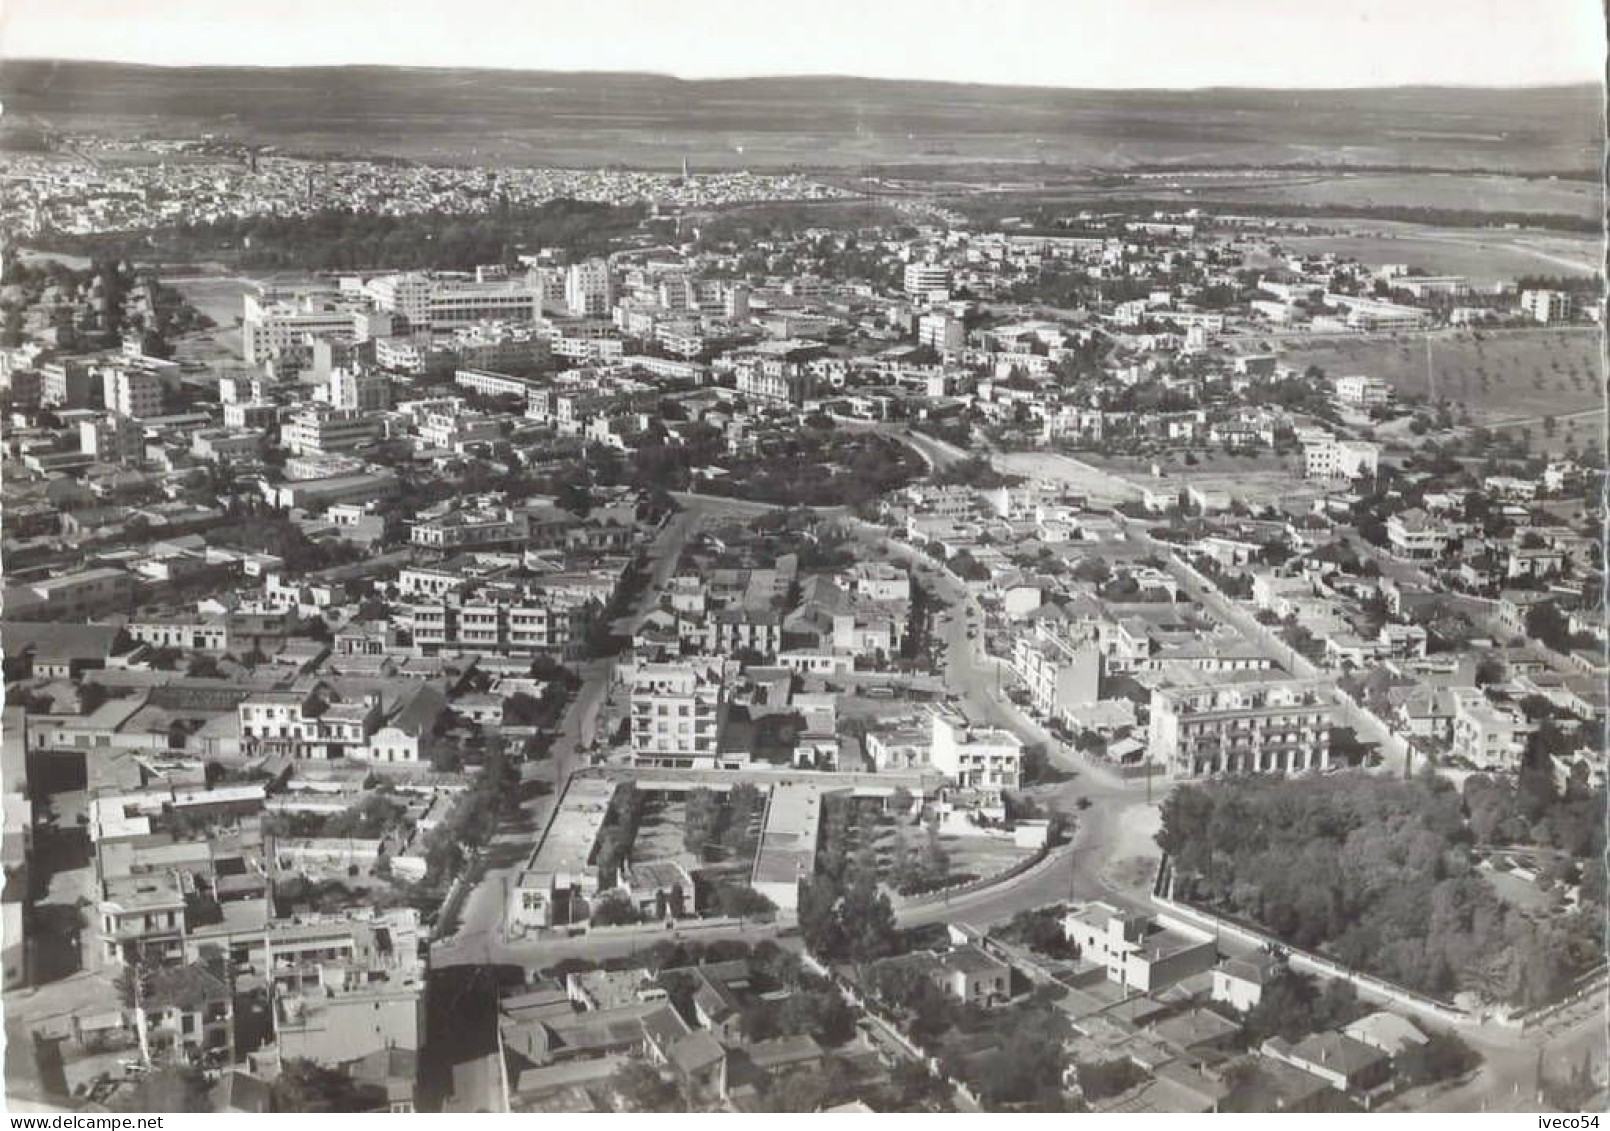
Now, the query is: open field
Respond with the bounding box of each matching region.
[1258,222,1602,283]
[1126,171,1603,220]
[980,171,1605,224]
[1077,451,1322,508]
[1,62,1599,172]
[993,451,1143,505]
[1283,328,1605,441]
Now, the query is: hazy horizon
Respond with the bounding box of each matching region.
[0,55,1602,94]
[0,0,1602,90]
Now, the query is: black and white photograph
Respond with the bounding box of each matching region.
[0,0,1603,1117]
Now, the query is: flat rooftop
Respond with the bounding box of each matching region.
[525,775,619,882]
[751,781,828,889]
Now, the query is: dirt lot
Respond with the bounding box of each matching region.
[1283,326,1604,450]
[1078,450,1323,509]
[992,451,1144,505]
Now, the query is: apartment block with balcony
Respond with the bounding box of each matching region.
[627,658,731,768]
[268,910,426,1068]
[1149,676,1334,778]
[929,706,1022,797]
[1010,622,1102,724]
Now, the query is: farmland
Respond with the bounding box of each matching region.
[1284,327,1605,451]
[1132,171,1603,221]
[1258,221,1602,283]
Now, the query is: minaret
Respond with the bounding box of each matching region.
[681,155,690,180]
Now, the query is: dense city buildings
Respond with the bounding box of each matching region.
[0,49,1603,1118]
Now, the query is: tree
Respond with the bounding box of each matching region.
[589,891,641,927]
[1525,601,1572,652]
[609,1062,680,1112]
[114,1066,214,1113]
[1004,907,1077,959]
[270,1059,385,1112]
[977,1019,1072,1109]
[797,876,847,960]
[761,1057,853,1112]
[840,872,899,964]
[889,1060,950,1111]
[1397,1030,1481,1087]
[715,884,776,920]
[185,654,224,678]
[1076,1058,1147,1101]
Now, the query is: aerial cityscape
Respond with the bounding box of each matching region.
[0,0,1604,1117]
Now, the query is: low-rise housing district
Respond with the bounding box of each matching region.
[0,137,1603,1113]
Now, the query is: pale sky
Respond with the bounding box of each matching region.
[0,0,1603,89]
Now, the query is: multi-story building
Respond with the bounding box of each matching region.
[1061,902,1217,993]
[41,358,96,408]
[1011,622,1102,723]
[1303,434,1380,481]
[237,688,382,761]
[917,311,966,352]
[355,273,503,335]
[929,706,1022,796]
[223,400,279,430]
[268,910,427,1067]
[2,567,134,621]
[455,367,540,400]
[565,259,615,318]
[903,262,952,299]
[363,273,434,327]
[1520,289,1575,324]
[242,290,367,363]
[79,414,146,463]
[1449,688,1533,771]
[409,506,527,550]
[407,596,590,657]
[425,278,541,331]
[628,659,730,767]
[329,368,393,413]
[139,961,235,1065]
[1386,508,1452,560]
[282,405,383,456]
[1333,375,1392,408]
[105,367,164,419]
[1149,676,1334,778]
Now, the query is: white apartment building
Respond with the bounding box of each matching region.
[408,597,586,656]
[282,406,383,456]
[426,279,540,330]
[364,273,434,326]
[223,400,279,430]
[1149,676,1334,778]
[628,659,730,767]
[242,291,365,363]
[565,260,615,318]
[79,415,145,463]
[1303,434,1381,481]
[929,706,1022,794]
[1520,289,1575,324]
[1011,622,1102,723]
[917,311,966,353]
[328,368,393,412]
[454,367,538,400]
[104,368,163,419]
[1386,508,1452,560]
[903,262,952,299]
[1333,374,1392,407]
[1449,688,1533,771]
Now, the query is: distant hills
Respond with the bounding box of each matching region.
[0,59,1600,173]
